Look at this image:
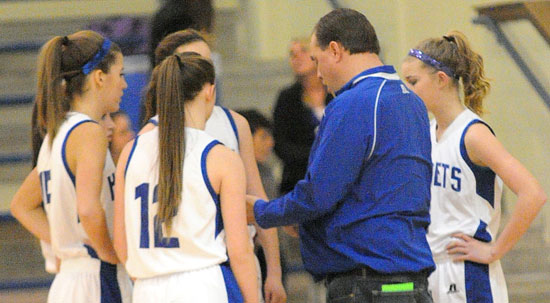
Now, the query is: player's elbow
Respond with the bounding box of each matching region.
[534,188,547,208]
[77,201,103,222]
[9,199,23,220]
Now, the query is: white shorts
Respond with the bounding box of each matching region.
[47,257,132,303]
[133,263,243,303]
[428,255,508,303]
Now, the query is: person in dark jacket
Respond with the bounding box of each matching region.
[273,37,331,195]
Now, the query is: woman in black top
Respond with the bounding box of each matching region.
[273,38,331,194]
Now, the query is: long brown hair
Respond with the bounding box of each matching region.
[35,30,121,143]
[143,29,207,125]
[412,30,490,115]
[156,53,215,233]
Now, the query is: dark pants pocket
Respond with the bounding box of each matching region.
[326,276,359,303]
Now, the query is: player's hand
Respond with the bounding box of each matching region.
[246,195,259,224]
[282,225,299,238]
[446,233,497,264]
[264,274,287,303]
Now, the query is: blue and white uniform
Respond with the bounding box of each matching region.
[149,106,263,301]
[37,112,132,303]
[124,127,243,303]
[427,109,507,303]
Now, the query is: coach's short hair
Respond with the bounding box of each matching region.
[313,8,380,55]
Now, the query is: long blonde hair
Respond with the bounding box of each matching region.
[412,30,490,115]
[155,53,215,233]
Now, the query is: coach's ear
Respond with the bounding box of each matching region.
[328,41,345,63]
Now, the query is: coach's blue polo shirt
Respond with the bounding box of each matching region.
[254,65,435,280]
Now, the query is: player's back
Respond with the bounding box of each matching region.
[124,127,228,279]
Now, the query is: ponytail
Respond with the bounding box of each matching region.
[446,31,490,116]
[156,55,186,234]
[155,53,215,234]
[410,30,490,115]
[35,36,67,144]
[35,31,121,143]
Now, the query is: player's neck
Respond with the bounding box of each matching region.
[71,94,103,122]
[433,94,465,136]
[183,99,208,130]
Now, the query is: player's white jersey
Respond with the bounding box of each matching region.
[149,106,257,240]
[124,127,229,279]
[427,109,503,256]
[37,112,116,260]
[149,105,239,152]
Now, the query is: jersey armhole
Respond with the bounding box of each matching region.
[459,119,498,208]
[201,140,223,203]
[62,120,98,186]
[221,107,239,147]
[459,119,495,169]
[124,135,141,178]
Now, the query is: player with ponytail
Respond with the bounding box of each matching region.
[402,31,546,303]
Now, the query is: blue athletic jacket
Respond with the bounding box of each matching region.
[254,65,435,280]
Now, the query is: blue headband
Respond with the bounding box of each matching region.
[408,49,456,79]
[82,38,112,75]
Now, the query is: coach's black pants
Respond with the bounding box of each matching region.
[325,268,433,303]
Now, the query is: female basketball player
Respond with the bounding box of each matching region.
[114,53,258,302]
[401,30,547,303]
[11,30,131,302]
[140,29,285,303]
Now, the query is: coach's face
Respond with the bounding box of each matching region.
[310,34,338,93]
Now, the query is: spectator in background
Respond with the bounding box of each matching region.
[237,109,276,199]
[109,111,135,164]
[273,37,332,196]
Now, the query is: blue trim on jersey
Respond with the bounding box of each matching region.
[148,117,158,126]
[100,261,122,303]
[124,135,140,178]
[460,120,497,208]
[201,140,223,237]
[465,221,494,302]
[473,220,492,243]
[84,244,99,259]
[221,107,239,146]
[62,120,97,186]
[220,262,244,303]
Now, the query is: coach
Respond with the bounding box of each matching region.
[247,8,435,302]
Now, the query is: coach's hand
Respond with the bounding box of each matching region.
[246,195,259,224]
[446,233,498,264]
[264,274,287,303]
